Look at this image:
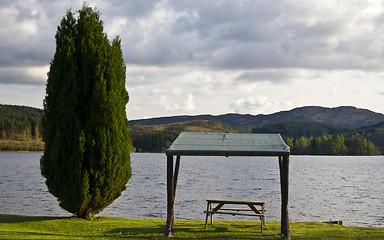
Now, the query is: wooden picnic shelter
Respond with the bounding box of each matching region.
[164,132,291,239]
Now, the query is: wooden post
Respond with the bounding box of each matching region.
[165,155,174,237]
[279,155,291,240]
[164,155,181,237]
[174,156,181,193]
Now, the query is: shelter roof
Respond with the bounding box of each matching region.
[166,132,290,156]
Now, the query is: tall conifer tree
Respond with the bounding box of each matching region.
[41,5,131,219]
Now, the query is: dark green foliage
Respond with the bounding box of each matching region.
[40,5,131,219]
[0,104,43,140]
[131,130,179,152]
[253,122,380,155]
[344,136,377,155]
[130,120,234,152]
[284,134,380,155]
[353,121,384,153]
[251,121,345,138]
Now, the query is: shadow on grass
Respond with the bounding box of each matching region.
[108,225,163,235]
[0,231,117,240]
[107,221,282,240]
[0,214,71,223]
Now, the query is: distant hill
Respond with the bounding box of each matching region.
[251,121,346,138]
[130,120,235,152]
[130,106,384,129]
[2,104,384,153]
[0,104,43,140]
[0,104,44,151]
[131,119,234,133]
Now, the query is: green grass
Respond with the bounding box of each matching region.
[0,214,383,239]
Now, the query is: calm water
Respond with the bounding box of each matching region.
[0,152,383,227]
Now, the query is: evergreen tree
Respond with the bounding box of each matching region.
[40,5,131,219]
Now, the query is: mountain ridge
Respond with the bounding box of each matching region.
[129,106,384,129]
[2,104,383,130]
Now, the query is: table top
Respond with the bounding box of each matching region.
[206,198,266,205]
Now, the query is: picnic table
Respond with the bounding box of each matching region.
[204,198,266,232]
[164,132,290,239]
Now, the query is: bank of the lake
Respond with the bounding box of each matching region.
[0,140,44,152]
[0,215,383,240]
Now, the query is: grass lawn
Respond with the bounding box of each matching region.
[0,214,383,239]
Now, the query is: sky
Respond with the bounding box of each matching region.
[1,0,384,120]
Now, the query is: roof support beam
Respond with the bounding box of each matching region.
[164,155,180,237]
[279,155,291,239]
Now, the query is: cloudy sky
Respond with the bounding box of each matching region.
[1,0,384,120]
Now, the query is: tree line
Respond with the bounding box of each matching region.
[130,120,233,153]
[252,121,345,138]
[0,104,42,140]
[252,121,380,155]
[131,130,179,153]
[130,130,379,155]
[284,134,379,155]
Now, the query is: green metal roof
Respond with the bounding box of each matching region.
[166,132,290,156]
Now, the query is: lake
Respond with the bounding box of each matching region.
[0,152,383,227]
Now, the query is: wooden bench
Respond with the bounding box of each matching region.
[204,199,266,232]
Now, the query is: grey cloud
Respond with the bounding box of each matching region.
[124,1,286,66]
[235,70,297,84]
[2,0,384,87]
[125,65,189,87]
[103,0,157,19]
[0,43,53,67]
[124,0,384,72]
[0,1,56,68]
[0,67,47,85]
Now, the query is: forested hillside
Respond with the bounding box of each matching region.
[131,119,382,155]
[0,104,43,140]
[0,104,44,151]
[355,121,384,152]
[251,122,345,138]
[1,104,383,154]
[252,122,381,155]
[131,120,234,152]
